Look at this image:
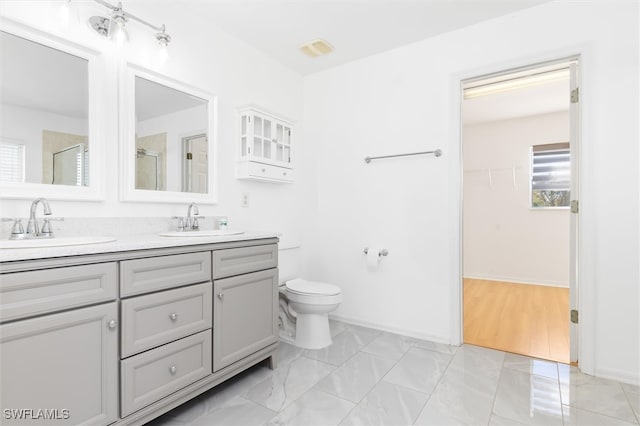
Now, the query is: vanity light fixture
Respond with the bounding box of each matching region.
[86,0,171,57]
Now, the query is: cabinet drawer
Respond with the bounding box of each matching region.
[212,244,277,279]
[121,282,212,357]
[121,252,211,297]
[121,330,211,417]
[0,262,117,323]
[237,161,293,183]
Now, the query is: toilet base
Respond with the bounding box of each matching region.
[294,312,332,349]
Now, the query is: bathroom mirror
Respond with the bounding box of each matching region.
[0,19,105,200]
[120,63,217,203]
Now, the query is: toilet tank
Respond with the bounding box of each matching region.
[278,245,301,284]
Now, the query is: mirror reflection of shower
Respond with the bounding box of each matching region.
[52,143,88,186]
[136,147,163,191]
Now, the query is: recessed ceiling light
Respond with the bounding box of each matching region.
[299,39,333,58]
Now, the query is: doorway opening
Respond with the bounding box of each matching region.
[460,59,580,364]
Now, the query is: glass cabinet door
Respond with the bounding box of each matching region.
[239,109,292,168]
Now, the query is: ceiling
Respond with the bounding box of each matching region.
[177,0,550,76]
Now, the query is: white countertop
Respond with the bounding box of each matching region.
[0,231,280,263]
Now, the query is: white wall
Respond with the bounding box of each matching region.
[303,0,639,384]
[0,0,307,245]
[0,104,87,183]
[463,111,570,287]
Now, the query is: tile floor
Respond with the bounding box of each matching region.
[148,321,640,426]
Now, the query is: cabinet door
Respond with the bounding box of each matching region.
[213,269,278,371]
[0,302,118,425]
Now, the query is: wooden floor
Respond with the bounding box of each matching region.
[463,278,570,364]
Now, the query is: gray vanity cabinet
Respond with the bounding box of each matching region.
[0,302,119,425]
[213,268,278,371]
[0,238,279,426]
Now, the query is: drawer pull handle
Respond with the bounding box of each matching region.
[169,312,178,321]
[107,320,117,329]
[218,292,224,300]
[169,365,177,375]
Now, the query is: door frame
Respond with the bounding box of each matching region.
[448,45,596,374]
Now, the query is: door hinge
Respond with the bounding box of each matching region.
[570,199,579,214]
[571,87,579,103]
[186,152,193,160]
[571,309,579,324]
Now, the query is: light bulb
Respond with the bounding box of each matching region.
[158,43,169,63]
[60,0,70,26]
[114,22,127,46]
[110,7,128,46]
[155,27,171,64]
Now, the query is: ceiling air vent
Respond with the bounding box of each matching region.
[299,39,334,58]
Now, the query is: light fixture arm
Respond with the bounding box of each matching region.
[92,0,167,33]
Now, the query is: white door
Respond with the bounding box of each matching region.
[569,61,581,363]
[183,134,208,193]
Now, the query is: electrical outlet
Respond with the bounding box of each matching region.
[241,193,249,207]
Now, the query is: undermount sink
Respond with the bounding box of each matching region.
[159,230,244,237]
[0,236,116,249]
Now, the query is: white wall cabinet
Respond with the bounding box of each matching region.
[238,107,294,183]
[0,302,119,425]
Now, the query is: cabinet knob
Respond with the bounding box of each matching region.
[218,292,224,300]
[107,320,117,329]
[169,365,177,375]
[169,312,178,321]
[283,172,287,176]
[261,168,266,173]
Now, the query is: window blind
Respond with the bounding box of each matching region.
[0,141,25,183]
[531,142,570,191]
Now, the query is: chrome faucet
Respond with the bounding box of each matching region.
[172,202,205,232]
[185,202,199,230]
[26,198,52,237]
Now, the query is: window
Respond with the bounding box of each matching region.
[531,142,570,208]
[0,141,25,183]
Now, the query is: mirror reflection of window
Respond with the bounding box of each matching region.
[0,31,89,186]
[134,76,208,193]
[0,140,25,183]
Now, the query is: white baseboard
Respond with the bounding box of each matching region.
[595,366,640,387]
[329,313,452,345]
[464,273,569,288]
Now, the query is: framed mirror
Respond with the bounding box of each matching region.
[0,19,105,200]
[120,63,217,203]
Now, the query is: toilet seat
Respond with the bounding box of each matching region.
[285,279,341,296]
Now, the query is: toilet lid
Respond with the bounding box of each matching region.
[285,279,341,296]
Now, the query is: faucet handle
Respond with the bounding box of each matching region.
[5,218,25,240]
[171,216,185,231]
[2,218,26,240]
[40,219,54,237]
[191,216,200,230]
[40,217,63,237]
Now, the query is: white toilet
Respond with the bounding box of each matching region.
[278,245,342,350]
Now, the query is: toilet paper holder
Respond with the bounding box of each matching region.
[363,247,389,257]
